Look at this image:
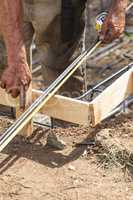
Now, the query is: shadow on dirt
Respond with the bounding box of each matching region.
[0,113,133,179]
[0,128,96,174]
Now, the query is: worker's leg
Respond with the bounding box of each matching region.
[84,0,99,49]
[35,24,85,98]
[34,5,86,97]
[85,0,112,49]
[22,22,34,66]
[100,0,112,11]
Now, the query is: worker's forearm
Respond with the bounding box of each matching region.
[112,0,128,11]
[0,0,27,68]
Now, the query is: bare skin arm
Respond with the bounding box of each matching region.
[0,0,31,99]
[101,0,128,43]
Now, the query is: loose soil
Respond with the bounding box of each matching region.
[0,111,133,200]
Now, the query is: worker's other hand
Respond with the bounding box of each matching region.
[100,7,126,43]
[0,63,31,99]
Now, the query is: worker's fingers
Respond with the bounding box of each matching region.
[19,78,30,110]
[0,82,6,89]
[100,26,108,42]
[100,18,109,41]
[5,85,20,98]
[101,23,118,43]
[11,88,20,98]
[21,77,31,88]
[1,76,13,89]
[100,29,111,43]
[103,31,114,43]
[20,78,30,110]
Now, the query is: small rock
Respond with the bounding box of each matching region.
[51,162,58,167]
[82,150,88,157]
[68,164,76,171]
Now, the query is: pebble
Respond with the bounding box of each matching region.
[68,164,76,171]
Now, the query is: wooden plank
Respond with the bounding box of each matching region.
[0,68,132,128]
[0,88,18,107]
[0,86,33,137]
[33,90,90,125]
[89,69,133,126]
[0,88,90,126]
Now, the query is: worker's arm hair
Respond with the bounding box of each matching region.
[0,0,31,99]
[101,0,128,43]
[112,0,128,10]
[0,0,27,67]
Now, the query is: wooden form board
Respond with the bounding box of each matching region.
[0,89,17,107]
[32,90,90,126]
[0,88,90,126]
[0,68,132,131]
[0,85,33,137]
[89,68,133,127]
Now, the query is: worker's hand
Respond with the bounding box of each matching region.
[100,6,126,43]
[0,63,31,108]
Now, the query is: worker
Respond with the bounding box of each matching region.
[100,0,112,11]
[0,0,128,149]
[0,0,128,100]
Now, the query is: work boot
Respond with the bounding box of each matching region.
[46,131,66,150]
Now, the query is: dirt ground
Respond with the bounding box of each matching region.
[0,111,133,200]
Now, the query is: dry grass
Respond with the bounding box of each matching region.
[94,128,133,177]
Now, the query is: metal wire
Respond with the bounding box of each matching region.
[77,62,133,100]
